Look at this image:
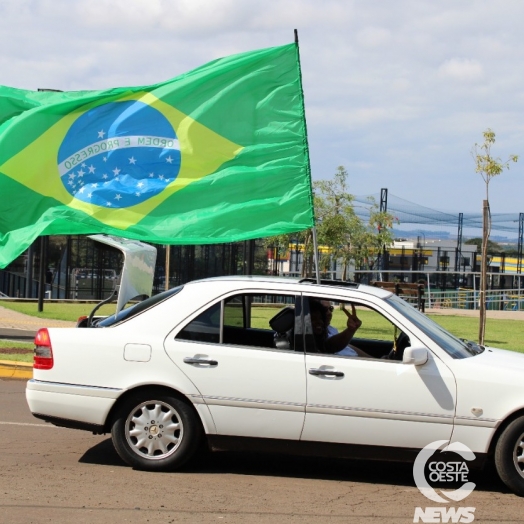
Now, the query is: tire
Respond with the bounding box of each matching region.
[494,416,524,496]
[111,391,202,471]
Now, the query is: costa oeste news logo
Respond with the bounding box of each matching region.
[413,440,476,523]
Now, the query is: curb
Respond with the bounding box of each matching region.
[0,359,33,380]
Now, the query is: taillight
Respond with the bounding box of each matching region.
[34,328,54,370]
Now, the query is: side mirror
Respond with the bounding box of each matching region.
[403,346,428,366]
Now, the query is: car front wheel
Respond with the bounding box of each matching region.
[111,391,202,471]
[494,416,524,496]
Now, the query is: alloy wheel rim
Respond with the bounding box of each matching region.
[512,431,524,478]
[125,400,183,460]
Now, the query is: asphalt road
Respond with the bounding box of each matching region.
[1,379,523,523]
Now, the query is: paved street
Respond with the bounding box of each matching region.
[1,379,523,523]
[1,304,524,522]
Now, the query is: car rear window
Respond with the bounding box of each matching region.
[97,286,184,327]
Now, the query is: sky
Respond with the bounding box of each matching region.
[2,0,524,217]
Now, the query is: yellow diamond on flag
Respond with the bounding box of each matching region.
[0,91,242,229]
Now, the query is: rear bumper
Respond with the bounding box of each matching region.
[26,379,121,428]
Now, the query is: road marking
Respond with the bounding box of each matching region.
[1,421,58,428]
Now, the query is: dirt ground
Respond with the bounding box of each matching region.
[0,347,31,354]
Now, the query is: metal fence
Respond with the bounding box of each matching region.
[0,237,269,301]
[352,269,524,311]
[2,236,524,311]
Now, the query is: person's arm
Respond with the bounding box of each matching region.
[324,304,362,353]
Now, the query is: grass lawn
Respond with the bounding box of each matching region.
[0,301,116,321]
[0,341,33,363]
[429,315,524,352]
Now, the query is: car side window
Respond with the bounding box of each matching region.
[223,293,296,350]
[223,295,244,327]
[176,302,221,344]
[304,296,410,360]
[176,293,298,351]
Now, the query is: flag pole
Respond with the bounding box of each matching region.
[294,29,320,284]
[165,245,170,291]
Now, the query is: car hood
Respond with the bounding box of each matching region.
[481,345,524,365]
[452,345,524,386]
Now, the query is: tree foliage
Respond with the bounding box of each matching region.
[314,167,397,279]
[472,129,518,201]
[265,166,397,279]
[465,237,502,254]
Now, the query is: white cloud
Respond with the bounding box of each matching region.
[1,0,524,214]
[438,58,484,82]
[355,27,391,48]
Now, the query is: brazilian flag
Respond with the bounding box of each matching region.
[0,43,314,268]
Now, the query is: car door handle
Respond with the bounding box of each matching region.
[309,368,344,377]
[183,357,218,366]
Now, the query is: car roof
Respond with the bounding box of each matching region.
[184,275,392,299]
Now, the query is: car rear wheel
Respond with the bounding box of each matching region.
[111,391,202,471]
[494,416,524,496]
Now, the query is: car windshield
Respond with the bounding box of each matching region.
[98,286,184,327]
[386,294,480,359]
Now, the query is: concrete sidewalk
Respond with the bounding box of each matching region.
[425,307,524,320]
[0,305,76,331]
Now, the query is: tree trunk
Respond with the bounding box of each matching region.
[478,200,488,345]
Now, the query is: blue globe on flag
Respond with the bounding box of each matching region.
[57,100,181,209]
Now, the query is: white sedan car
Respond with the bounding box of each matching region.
[26,276,524,495]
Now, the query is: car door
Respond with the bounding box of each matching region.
[164,292,307,440]
[301,295,457,449]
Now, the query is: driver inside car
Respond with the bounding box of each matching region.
[310,300,373,358]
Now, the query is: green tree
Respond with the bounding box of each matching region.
[465,237,502,255]
[264,166,397,280]
[472,129,518,345]
[314,166,396,280]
